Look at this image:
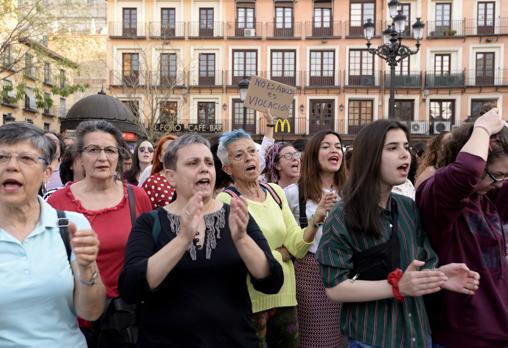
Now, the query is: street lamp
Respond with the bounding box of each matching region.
[363,1,424,119]
[238,77,250,102]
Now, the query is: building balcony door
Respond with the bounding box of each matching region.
[310,100,334,133]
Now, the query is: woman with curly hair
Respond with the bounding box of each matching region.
[263,142,301,188]
[414,132,451,189]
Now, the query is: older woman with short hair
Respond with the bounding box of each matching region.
[119,133,282,347]
[0,122,105,347]
[216,129,329,348]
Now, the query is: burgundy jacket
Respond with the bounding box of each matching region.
[416,152,508,348]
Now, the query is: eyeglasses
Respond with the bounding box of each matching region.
[279,152,302,161]
[139,147,154,153]
[485,169,508,184]
[0,152,48,167]
[83,145,119,157]
[231,148,258,162]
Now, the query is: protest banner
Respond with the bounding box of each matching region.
[243,76,296,118]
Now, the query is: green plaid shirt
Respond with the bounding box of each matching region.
[317,193,438,348]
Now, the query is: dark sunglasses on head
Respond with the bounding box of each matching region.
[139,147,154,153]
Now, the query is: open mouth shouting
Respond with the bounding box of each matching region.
[397,163,410,177]
[195,177,211,191]
[2,178,23,193]
[328,154,341,167]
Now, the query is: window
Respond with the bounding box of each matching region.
[2,79,16,105]
[2,44,11,69]
[396,56,410,76]
[348,49,374,86]
[59,98,66,118]
[197,102,215,125]
[435,3,451,31]
[232,50,257,84]
[313,1,332,37]
[160,53,177,86]
[122,100,139,118]
[59,69,66,88]
[26,119,33,124]
[232,99,256,133]
[430,100,455,121]
[476,52,495,85]
[199,53,215,85]
[271,50,296,85]
[274,4,293,37]
[236,5,255,36]
[122,53,140,86]
[477,2,495,35]
[471,98,497,117]
[310,99,334,133]
[43,123,50,132]
[24,53,34,78]
[161,8,176,37]
[122,8,137,37]
[43,63,51,84]
[400,3,411,36]
[349,0,375,37]
[348,99,373,134]
[24,87,36,111]
[159,100,178,124]
[43,92,52,114]
[309,50,334,86]
[434,54,451,75]
[393,100,414,122]
[199,8,214,37]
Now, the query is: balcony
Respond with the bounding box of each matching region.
[189,70,226,87]
[345,20,383,38]
[188,22,224,38]
[109,70,147,87]
[42,105,57,117]
[426,20,464,38]
[345,71,379,87]
[425,71,465,88]
[464,17,508,36]
[225,22,263,38]
[305,20,341,38]
[304,71,339,88]
[265,21,303,39]
[465,69,508,87]
[148,22,185,39]
[109,22,146,38]
[152,70,186,87]
[384,72,422,88]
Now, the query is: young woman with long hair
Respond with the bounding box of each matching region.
[317,120,480,348]
[284,130,346,348]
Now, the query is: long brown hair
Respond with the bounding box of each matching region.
[299,131,346,203]
[415,132,450,178]
[151,134,178,174]
[343,120,409,238]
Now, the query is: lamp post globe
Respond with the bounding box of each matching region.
[238,77,250,102]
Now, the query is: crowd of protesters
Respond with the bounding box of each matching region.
[0,106,507,348]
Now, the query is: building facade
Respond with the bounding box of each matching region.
[106,0,508,140]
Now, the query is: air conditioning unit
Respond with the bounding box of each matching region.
[433,121,451,134]
[410,121,428,135]
[244,28,256,37]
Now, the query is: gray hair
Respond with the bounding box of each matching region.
[75,120,128,175]
[216,129,252,166]
[0,122,56,166]
[163,133,211,170]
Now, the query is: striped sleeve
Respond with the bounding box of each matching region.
[316,204,354,288]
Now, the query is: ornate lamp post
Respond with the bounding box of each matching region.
[363,0,424,118]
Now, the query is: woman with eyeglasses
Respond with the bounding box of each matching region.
[216,129,330,348]
[48,120,152,348]
[0,122,106,347]
[283,130,346,348]
[416,108,508,348]
[124,141,154,186]
[264,142,301,189]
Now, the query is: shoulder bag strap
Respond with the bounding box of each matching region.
[298,181,308,228]
[57,210,71,261]
[127,184,136,227]
[260,182,282,209]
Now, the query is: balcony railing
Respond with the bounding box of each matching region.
[188,22,224,38]
[305,20,341,38]
[109,70,147,87]
[345,71,379,87]
[148,21,186,38]
[425,71,465,88]
[225,22,263,38]
[465,69,508,86]
[109,22,146,38]
[189,70,226,86]
[345,20,383,38]
[464,17,508,36]
[265,21,303,39]
[426,20,464,38]
[384,72,422,88]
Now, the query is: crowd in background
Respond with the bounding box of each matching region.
[0,106,507,348]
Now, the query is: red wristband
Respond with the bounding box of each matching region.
[387,268,405,302]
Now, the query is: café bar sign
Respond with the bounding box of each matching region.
[156,122,223,133]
